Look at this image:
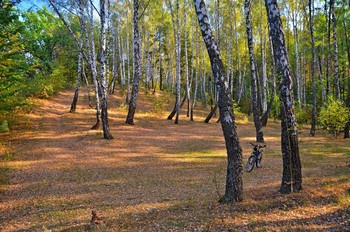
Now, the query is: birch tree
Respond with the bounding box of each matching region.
[126,0,141,125]
[99,0,113,139]
[193,0,243,203]
[167,0,181,124]
[265,0,302,193]
[309,0,317,137]
[330,0,340,100]
[245,0,264,142]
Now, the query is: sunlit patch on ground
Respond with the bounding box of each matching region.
[0,88,349,231]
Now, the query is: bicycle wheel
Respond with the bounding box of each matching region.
[256,154,262,168]
[245,155,256,172]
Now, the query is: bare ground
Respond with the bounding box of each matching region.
[0,89,349,231]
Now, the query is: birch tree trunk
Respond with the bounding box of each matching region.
[292,11,302,107]
[193,0,243,203]
[245,0,264,142]
[184,0,191,117]
[125,0,141,125]
[110,26,118,94]
[99,0,113,139]
[167,0,181,124]
[233,1,243,104]
[330,0,340,100]
[87,2,102,130]
[309,0,317,137]
[259,0,268,114]
[70,37,83,113]
[343,21,350,138]
[265,0,302,194]
[326,1,331,96]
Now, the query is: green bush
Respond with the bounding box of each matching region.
[295,105,312,125]
[319,96,349,138]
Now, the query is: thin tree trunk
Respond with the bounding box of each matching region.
[126,9,131,103]
[245,0,264,142]
[292,11,302,107]
[82,66,93,108]
[343,20,350,138]
[110,26,118,94]
[326,0,331,96]
[99,0,113,139]
[125,0,141,125]
[184,0,191,117]
[70,41,83,113]
[88,3,101,130]
[167,0,181,124]
[309,0,317,137]
[194,0,243,203]
[259,0,268,114]
[265,0,302,194]
[330,0,340,100]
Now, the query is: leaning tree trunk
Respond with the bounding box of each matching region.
[99,0,113,139]
[265,0,302,194]
[309,0,317,137]
[125,0,141,125]
[70,40,83,113]
[245,0,264,142]
[88,2,101,130]
[194,0,243,203]
[167,0,181,124]
[331,0,340,100]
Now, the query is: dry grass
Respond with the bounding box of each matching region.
[0,88,349,231]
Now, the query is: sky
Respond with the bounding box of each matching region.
[17,0,47,11]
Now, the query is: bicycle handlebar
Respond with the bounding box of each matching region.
[249,142,266,148]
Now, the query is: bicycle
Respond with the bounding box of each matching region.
[245,142,266,172]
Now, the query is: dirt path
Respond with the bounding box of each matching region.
[0,90,349,231]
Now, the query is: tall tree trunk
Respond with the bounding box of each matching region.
[88,2,102,130]
[167,0,181,124]
[292,11,302,107]
[259,0,268,114]
[99,0,113,139]
[110,26,118,94]
[70,40,83,113]
[125,0,141,125]
[343,21,350,138]
[194,0,243,203]
[82,65,93,108]
[326,0,331,97]
[184,0,191,117]
[309,0,317,137]
[126,9,131,103]
[265,0,302,194]
[261,26,276,127]
[245,0,264,142]
[330,0,340,100]
[233,1,243,104]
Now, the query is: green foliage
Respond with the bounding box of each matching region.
[0,4,76,119]
[0,120,10,133]
[319,97,350,138]
[150,98,164,113]
[295,105,312,125]
[271,94,280,120]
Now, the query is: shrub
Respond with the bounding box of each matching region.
[319,96,349,138]
[295,105,312,125]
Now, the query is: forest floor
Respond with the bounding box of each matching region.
[0,88,349,231]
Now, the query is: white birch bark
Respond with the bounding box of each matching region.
[125,0,141,125]
[193,0,243,203]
